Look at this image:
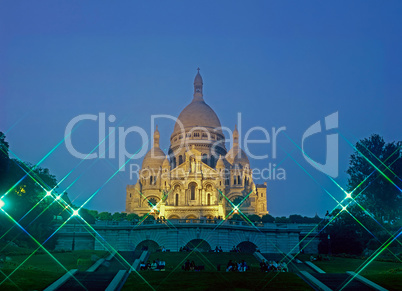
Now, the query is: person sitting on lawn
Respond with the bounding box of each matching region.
[140,261,146,270]
[237,261,242,272]
[268,261,274,271]
[272,261,278,271]
[241,260,248,272]
[158,260,165,270]
[184,259,190,271]
[280,262,288,272]
[226,260,234,272]
[260,260,266,272]
[190,260,196,271]
[151,260,157,270]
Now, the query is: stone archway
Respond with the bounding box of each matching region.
[135,239,160,253]
[185,214,197,219]
[168,214,180,220]
[237,241,258,253]
[185,239,211,252]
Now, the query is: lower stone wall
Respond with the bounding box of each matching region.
[55,222,319,254]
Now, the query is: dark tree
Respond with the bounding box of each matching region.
[347,134,402,223]
[98,212,112,221]
[0,132,10,190]
[247,214,261,223]
[261,214,275,223]
[126,213,139,221]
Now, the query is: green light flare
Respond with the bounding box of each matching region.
[0,209,85,289]
[0,123,84,199]
[339,229,402,291]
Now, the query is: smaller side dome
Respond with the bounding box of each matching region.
[216,155,225,169]
[142,126,165,169]
[226,125,250,167]
[162,155,170,168]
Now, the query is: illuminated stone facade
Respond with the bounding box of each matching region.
[125,70,268,219]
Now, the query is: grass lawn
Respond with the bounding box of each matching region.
[0,250,107,290]
[309,257,401,275]
[123,271,312,291]
[148,252,261,272]
[297,254,402,290]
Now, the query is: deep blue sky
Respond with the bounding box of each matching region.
[1,1,401,216]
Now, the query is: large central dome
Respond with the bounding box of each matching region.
[172,69,222,136]
[173,100,222,134]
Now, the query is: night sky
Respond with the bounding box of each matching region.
[1,1,401,217]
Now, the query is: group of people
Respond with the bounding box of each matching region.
[259,260,288,272]
[182,259,203,271]
[179,245,191,252]
[140,259,166,271]
[230,245,241,252]
[310,254,329,261]
[226,259,248,272]
[214,246,223,252]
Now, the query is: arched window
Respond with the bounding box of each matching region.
[189,182,196,200]
[207,193,211,206]
[232,196,243,206]
[179,155,183,165]
[234,176,237,185]
[148,197,157,207]
[150,176,153,184]
[175,194,179,206]
[237,175,241,185]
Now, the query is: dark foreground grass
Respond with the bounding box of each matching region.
[123,271,312,291]
[0,250,107,290]
[297,254,402,290]
[364,274,402,291]
[311,257,401,275]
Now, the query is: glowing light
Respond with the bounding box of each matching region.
[56,195,62,200]
[45,191,52,197]
[0,199,4,208]
[72,209,79,216]
[342,205,347,212]
[345,192,352,199]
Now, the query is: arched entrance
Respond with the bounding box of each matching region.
[135,239,160,253]
[185,239,211,252]
[185,214,197,219]
[168,214,180,219]
[237,241,258,253]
